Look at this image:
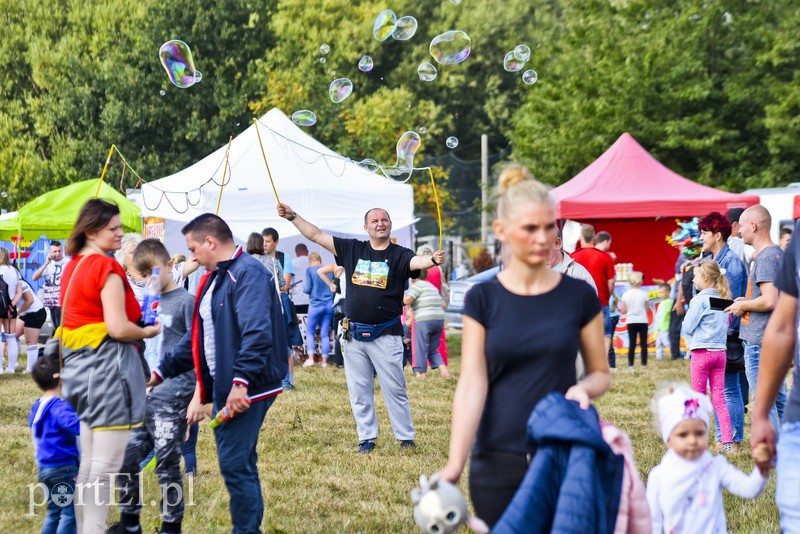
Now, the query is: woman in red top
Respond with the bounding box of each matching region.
[58,199,159,533]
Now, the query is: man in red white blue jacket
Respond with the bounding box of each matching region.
[151,213,287,534]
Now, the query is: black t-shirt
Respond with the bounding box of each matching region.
[464,275,602,455]
[774,220,800,424]
[333,237,419,334]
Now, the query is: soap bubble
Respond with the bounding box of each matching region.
[331,70,336,76]
[358,158,380,172]
[159,40,202,88]
[373,10,398,42]
[358,56,374,72]
[159,90,166,96]
[446,136,459,149]
[522,69,539,85]
[392,16,418,41]
[329,78,353,103]
[419,126,427,135]
[417,62,438,82]
[513,44,531,62]
[291,110,317,127]
[320,57,327,64]
[385,131,422,182]
[320,44,330,55]
[503,51,525,72]
[451,0,461,4]
[429,30,472,65]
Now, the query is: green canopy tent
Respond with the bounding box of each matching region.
[0,179,142,241]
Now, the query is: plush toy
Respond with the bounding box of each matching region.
[410,474,488,534]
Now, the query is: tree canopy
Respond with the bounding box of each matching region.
[1,0,798,238]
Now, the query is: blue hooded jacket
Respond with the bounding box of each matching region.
[28,397,80,468]
[493,393,624,534]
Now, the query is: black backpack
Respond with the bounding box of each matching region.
[0,274,13,318]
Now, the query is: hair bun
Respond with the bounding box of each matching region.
[497,165,534,192]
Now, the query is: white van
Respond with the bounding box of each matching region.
[743,184,800,242]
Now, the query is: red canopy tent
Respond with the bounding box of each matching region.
[551,133,760,283]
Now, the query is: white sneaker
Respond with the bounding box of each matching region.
[302,358,315,368]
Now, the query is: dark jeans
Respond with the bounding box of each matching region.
[468,451,529,528]
[669,310,684,360]
[49,306,62,331]
[183,423,199,475]
[214,395,274,534]
[608,315,620,368]
[39,461,78,534]
[627,323,648,367]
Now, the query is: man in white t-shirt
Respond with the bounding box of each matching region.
[290,243,310,313]
[32,241,68,330]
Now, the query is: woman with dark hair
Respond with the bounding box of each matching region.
[59,198,160,533]
[698,211,747,452]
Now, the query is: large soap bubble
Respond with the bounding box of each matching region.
[373,10,398,42]
[358,56,374,72]
[329,78,353,103]
[417,62,438,82]
[429,30,472,65]
[392,16,418,40]
[503,51,525,72]
[159,40,202,88]
[291,110,317,126]
[522,69,539,85]
[513,44,531,62]
[381,131,422,182]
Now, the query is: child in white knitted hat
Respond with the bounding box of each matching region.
[646,382,769,534]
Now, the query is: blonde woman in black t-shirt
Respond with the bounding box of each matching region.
[438,165,612,527]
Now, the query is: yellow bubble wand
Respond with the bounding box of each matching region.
[427,167,443,251]
[254,119,281,205]
[215,136,233,215]
[95,145,117,196]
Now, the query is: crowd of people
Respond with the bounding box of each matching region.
[5,163,800,533]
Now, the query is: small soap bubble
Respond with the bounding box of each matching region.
[159,90,166,96]
[417,62,438,82]
[320,44,330,55]
[329,78,354,103]
[358,158,380,172]
[373,10,398,42]
[159,40,202,88]
[450,0,461,4]
[291,110,317,127]
[429,30,472,65]
[320,57,327,64]
[331,70,336,75]
[446,136,459,149]
[392,16,418,41]
[503,51,525,72]
[513,44,531,62]
[358,56,374,72]
[522,69,538,85]
[419,126,427,135]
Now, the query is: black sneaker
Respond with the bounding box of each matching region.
[357,440,376,454]
[106,523,142,534]
[399,439,416,449]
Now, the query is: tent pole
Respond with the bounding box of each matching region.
[216,136,233,215]
[96,145,117,196]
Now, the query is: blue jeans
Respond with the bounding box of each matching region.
[744,341,787,435]
[39,462,78,534]
[183,423,199,475]
[714,371,744,443]
[777,422,800,532]
[601,305,612,336]
[213,395,275,534]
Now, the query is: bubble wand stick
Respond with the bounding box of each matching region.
[95,145,117,196]
[427,167,443,251]
[215,136,233,215]
[254,119,281,205]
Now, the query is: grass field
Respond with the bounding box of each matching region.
[0,337,780,533]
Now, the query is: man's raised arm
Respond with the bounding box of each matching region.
[277,203,336,255]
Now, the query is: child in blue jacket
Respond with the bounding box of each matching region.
[29,354,80,534]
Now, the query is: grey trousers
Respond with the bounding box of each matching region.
[342,334,415,441]
[412,319,444,373]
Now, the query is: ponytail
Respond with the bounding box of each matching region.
[697,260,731,300]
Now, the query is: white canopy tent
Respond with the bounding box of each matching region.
[135,108,417,261]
